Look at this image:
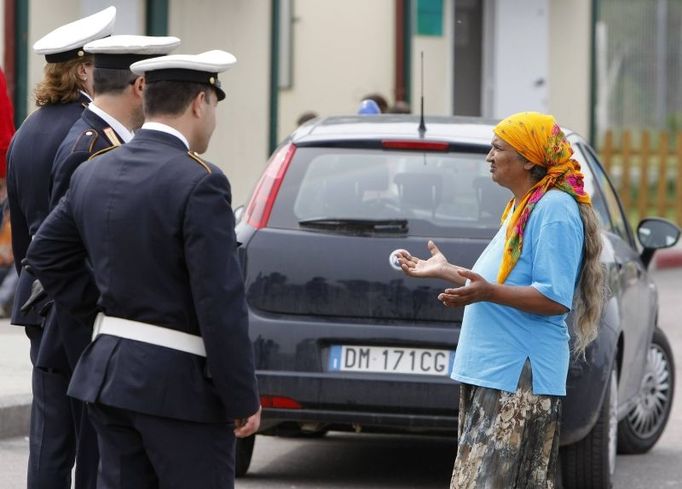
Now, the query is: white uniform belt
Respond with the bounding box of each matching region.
[92,313,206,357]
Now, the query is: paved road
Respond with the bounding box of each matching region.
[1,267,681,488]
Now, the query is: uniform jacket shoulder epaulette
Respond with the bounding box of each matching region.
[187,151,212,174]
[71,129,100,154]
[88,144,119,160]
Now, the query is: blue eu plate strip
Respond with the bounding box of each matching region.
[329,345,342,371]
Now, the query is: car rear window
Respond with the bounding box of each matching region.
[268,147,512,238]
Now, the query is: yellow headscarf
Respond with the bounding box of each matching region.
[493,112,591,283]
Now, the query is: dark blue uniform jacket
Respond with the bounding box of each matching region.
[6,94,89,328]
[26,129,260,422]
[37,108,123,369]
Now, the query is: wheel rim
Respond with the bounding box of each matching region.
[626,343,672,439]
[608,367,618,476]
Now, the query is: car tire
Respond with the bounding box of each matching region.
[618,327,675,454]
[235,434,255,478]
[561,363,617,489]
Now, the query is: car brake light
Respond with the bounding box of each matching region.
[260,395,302,409]
[244,143,297,229]
[382,140,449,151]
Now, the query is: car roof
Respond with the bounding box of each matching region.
[290,115,581,147]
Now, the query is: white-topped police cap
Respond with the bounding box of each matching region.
[33,6,116,63]
[130,50,237,101]
[84,35,181,70]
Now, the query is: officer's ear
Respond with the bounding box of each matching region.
[190,90,208,118]
[132,76,144,97]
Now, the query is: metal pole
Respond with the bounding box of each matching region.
[269,0,280,156]
[146,0,169,36]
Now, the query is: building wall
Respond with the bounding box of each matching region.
[548,0,591,137]
[169,0,271,207]
[411,0,454,116]
[278,0,395,137]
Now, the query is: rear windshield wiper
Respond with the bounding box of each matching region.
[298,218,408,235]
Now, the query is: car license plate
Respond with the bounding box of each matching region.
[328,345,454,376]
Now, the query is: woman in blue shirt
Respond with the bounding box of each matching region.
[397,112,604,488]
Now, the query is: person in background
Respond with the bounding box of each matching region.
[357,99,381,115]
[296,110,318,126]
[362,92,388,113]
[0,68,16,318]
[5,7,116,489]
[0,68,14,177]
[388,100,411,114]
[0,181,17,317]
[397,112,604,489]
[27,50,260,489]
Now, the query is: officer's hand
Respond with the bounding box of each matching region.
[234,406,261,438]
[20,279,47,313]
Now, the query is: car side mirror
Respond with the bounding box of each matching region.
[637,218,681,268]
[234,205,245,223]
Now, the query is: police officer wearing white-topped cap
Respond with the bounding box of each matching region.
[5,7,115,489]
[26,50,261,488]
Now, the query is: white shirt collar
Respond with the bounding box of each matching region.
[87,103,134,143]
[79,90,93,102]
[140,122,190,150]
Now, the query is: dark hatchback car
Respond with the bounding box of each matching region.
[234,116,680,488]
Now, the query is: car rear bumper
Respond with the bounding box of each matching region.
[261,407,458,434]
[257,371,460,434]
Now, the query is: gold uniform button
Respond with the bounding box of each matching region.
[209,76,215,85]
[78,50,85,57]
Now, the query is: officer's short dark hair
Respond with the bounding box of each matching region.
[93,68,138,96]
[144,81,213,117]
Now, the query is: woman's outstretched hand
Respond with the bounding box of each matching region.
[438,269,493,307]
[395,240,448,280]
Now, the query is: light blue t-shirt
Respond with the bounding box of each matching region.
[451,190,584,396]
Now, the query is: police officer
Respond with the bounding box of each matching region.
[26,50,261,489]
[35,34,181,489]
[5,7,115,489]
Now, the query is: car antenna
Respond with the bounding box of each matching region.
[418,51,427,137]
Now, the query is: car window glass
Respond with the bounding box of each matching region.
[579,144,632,243]
[270,147,512,238]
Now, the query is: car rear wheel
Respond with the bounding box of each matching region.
[618,327,675,454]
[561,363,617,489]
[235,434,255,478]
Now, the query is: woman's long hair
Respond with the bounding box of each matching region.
[529,164,605,358]
[573,203,605,358]
[33,56,92,106]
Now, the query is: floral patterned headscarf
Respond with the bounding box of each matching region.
[493,112,591,283]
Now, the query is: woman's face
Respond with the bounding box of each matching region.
[486,135,531,191]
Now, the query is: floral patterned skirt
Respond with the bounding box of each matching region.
[450,361,562,489]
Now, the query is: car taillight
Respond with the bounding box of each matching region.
[260,395,302,409]
[244,143,296,229]
[382,140,449,151]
